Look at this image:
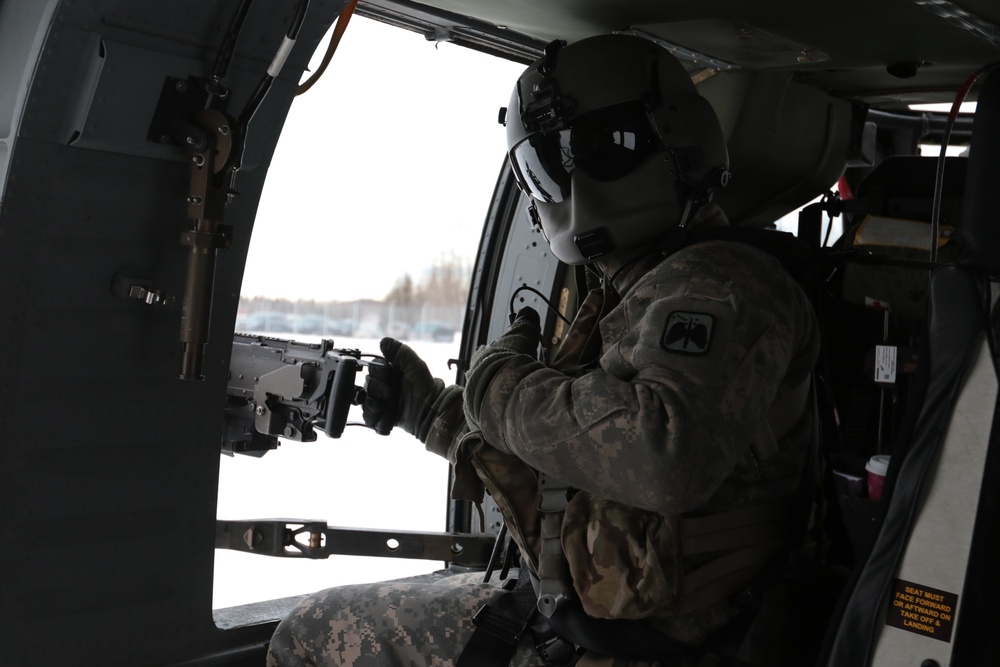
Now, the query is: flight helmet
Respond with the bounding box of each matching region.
[505,34,730,264]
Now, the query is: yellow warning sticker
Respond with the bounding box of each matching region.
[885,578,959,643]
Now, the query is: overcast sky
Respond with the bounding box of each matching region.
[240,17,525,303]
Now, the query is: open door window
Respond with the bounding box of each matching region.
[213,17,524,613]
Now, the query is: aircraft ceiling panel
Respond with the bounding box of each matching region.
[360,0,1000,103]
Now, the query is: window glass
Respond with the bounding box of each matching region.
[214,16,524,610]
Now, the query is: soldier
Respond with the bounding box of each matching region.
[267,33,820,667]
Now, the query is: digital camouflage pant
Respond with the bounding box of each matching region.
[264,570,706,667]
[266,570,556,667]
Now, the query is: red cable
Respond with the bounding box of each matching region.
[297,0,360,96]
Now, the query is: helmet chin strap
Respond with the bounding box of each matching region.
[659,194,697,257]
[660,225,687,257]
[663,164,729,254]
[677,197,696,229]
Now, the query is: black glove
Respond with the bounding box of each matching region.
[463,307,541,431]
[363,337,458,442]
[360,353,399,436]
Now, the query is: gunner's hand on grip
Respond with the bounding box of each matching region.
[362,337,455,443]
[361,355,399,436]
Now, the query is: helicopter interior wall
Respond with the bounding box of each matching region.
[0,1,343,665]
[699,70,854,226]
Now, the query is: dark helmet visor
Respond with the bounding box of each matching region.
[509,101,661,203]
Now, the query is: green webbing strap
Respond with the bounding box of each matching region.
[536,472,574,618]
[672,541,784,615]
[680,501,792,556]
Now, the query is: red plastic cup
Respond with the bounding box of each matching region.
[866,455,890,500]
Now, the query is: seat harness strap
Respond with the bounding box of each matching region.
[535,472,575,618]
[455,566,538,667]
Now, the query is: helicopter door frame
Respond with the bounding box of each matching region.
[448,159,568,536]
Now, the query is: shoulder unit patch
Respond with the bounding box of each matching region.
[662,311,714,355]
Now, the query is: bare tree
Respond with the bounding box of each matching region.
[384,252,471,307]
[384,273,415,307]
[415,251,471,306]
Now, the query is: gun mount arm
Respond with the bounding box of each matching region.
[215,519,497,568]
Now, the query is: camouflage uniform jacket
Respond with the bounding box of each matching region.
[424,239,820,642]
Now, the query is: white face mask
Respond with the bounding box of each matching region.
[533,151,687,265]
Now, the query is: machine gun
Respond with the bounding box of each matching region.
[223,333,394,456]
[217,334,498,567]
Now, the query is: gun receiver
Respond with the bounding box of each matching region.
[224,333,391,456]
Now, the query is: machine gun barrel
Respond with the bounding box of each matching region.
[224,333,390,456]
